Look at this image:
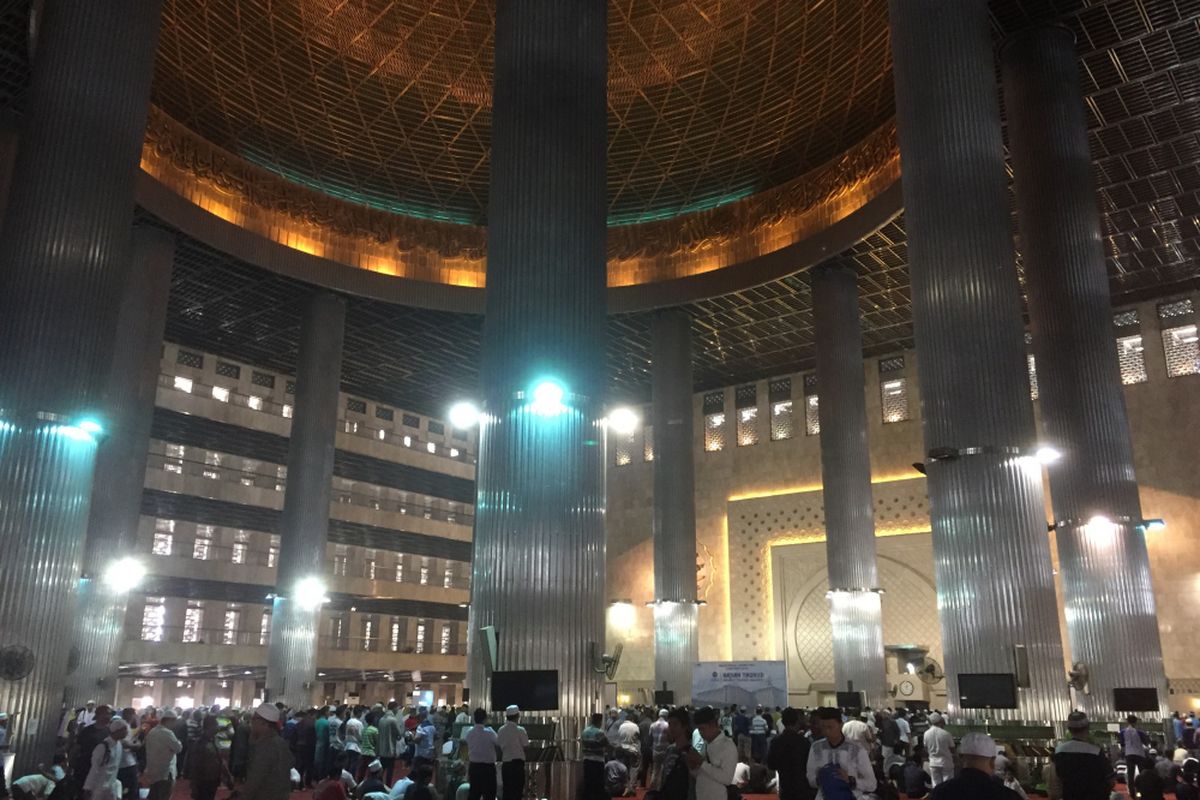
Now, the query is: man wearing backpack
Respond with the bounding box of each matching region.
[806,707,876,800]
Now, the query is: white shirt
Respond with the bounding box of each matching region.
[144,723,183,781]
[605,715,623,747]
[13,766,65,798]
[464,724,499,763]
[807,737,877,800]
[895,717,911,744]
[389,776,414,799]
[79,709,97,728]
[455,712,471,726]
[732,762,751,787]
[84,738,123,793]
[694,733,738,800]
[842,720,872,748]
[617,720,640,751]
[344,717,364,753]
[496,721,529,762]
[923,725,955,767]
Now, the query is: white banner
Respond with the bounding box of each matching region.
[693,661,788,710]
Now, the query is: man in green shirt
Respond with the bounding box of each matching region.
[231,703,293,800]
[581,713,608,800]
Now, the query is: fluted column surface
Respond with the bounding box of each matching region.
[65,226,176,709]
[0,1,163,773]
[651,310,699,704]
[266,292,346,706]
[468,0,607,724]
[889,0,1069,722]
[812,262,887,707]
[1003,27,1167,719]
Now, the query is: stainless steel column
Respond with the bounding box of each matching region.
[0,1,163,770]
[64,226,176,709]
[651,310,699,705]
[812,262,887,709]
[888,0,1070,722]
[266,292,346,708]
[467,0,607,735]
[1002,27,1168,720]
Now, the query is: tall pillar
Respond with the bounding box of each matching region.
[888,0,1070,722]
[1002,27,1168,719]
[811,262,888,708]
[467,0,607,733]
[650,310,699,705]
[64,225,176,709]
[266,292,346,707]
[0,1,164,770]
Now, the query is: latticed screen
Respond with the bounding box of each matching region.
[769,378,793,441]
[880,377,910,423]
[703,391,726,452]
[613,430,636,466]
[1162,325,1200,377]
[1027,354,1039,401]
[735,384,759,446]
[142,598,166,642]
[1116,335,1148,384]
[643,424,654,462]
[805,395,820,436]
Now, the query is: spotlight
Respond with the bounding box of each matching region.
[606,407,640,436]
[103,557,146,592]
[1034,446,1062,465]
[448,401,480,430]
[293,576,328,611]
[530,379,567,416]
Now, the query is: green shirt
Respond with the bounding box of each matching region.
[581,725,607,762]
[362,724,379,757]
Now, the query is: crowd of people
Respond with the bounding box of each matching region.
[4,699,1200,800]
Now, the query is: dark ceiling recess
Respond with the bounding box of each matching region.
[0,1,1194,411]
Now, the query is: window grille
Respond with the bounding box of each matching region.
[1027,354,1039,401]
[231,542,247,564]
[881,377,910,423]
[216,362,241,379]
[428,421,445,436]
[768,378,793,441]
[1162,324,1200,377]
[152,532,173,556]
[362,618,375,651]
[390,619,402,652]
[251,370,275,389]
[703,391,726,452]
[193,537,211,561]
[376,406,394,421]
[805,395,820,436]
[415,621,427,654]
[1113,309,1140,328]
[267,546,278,568]
[347,398,367,414]
[643,424,654,461]
[1158,299,1194,320]
[332,554,348,577]
[394,559,405,583]
[222,608,241,646]
[614,429,635,466]
[259,610,271,646]
[141,598,166,642]
[878,356,905,374]
[735,385,759,446]
[286,381,296,395]
[176,350,203,369]
[440,624,452,655]
[183,603,203,643]
[402,413,421,428]
[1116,335,1148,384]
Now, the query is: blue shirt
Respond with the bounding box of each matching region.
[415,721,436,759]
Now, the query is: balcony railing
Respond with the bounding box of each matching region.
[318,635,467,656]
[146,452,475,526]
[158,372,477,465]
[141,626,267,647]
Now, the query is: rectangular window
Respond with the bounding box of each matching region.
[215,361,241,380]
[183,603,204,643]
[440,624,452,655]
[735,385,759,447]
[282,404,293,418]
[173,375,193,394]
[805,395,820,436]
[1117,334,1148,384]
[390,619,402,652]
[285,380,296,395]
[212,385,230,403]
[394,559,405,583]
[222,608,241,646]
[450,447,460,458]
[428,421,445,436]
[231,542,247,565]
[402,413,420,428]
[881,377,910,423]
[193,537,211,561]
[247,395,264,411]
[259,610,271,646]
[376,406,395,422]
[443,564,454,589]
[769,378,793,441]
[251,370,276,389]
[365,559,377,580]
[1162,324,1200,377]
[347,398,367,414]
[1113,309,1140,328]
[267,545,278,568]
[613,429,635,466]
[1027,354,1039,401]
[419,561,430,586]
[415,621,427,654]
[426,441,437,454]
[152,532,173,556]
[362,618,375,651]
[176,350,203,369]
[643,424,654,461]
[703,391,726,452]
[332,554,348,577]
[141,598,166,642]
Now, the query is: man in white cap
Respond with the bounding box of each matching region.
[83,718,127,800]
[930,731,1022,800]
[78,701,97,729]
[922,712,955,787]
[1052,711,1114,800]
[143,706,183,800]
[463,707,499,800]
[358,758,389,797]
[496,705,529,800]
[231,703,292,800]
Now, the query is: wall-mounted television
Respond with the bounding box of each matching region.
[490,670,559,711]
[1113,688,1159,713]
[957,673,1019,709]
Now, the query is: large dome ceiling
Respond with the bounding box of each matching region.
[152,0,893,228]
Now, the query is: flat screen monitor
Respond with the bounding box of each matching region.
[654,690,675,706]
[836,691,864,709]
[957,673,1019,709]
[1113,688,1159,712]
[490,670,559,711]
